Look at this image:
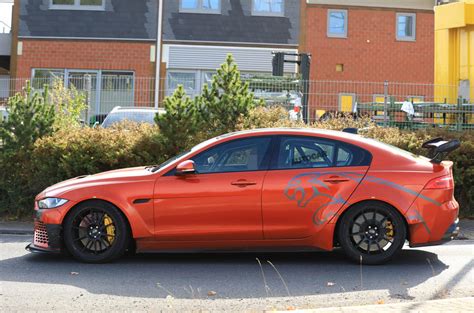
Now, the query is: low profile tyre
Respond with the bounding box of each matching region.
[63,200,130,263]
[337,201,406,265]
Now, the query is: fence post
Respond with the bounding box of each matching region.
[84,75,92,126]
[383,80,389,127]
[456,97,463,131]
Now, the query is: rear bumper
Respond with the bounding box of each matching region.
[410,218,459,248]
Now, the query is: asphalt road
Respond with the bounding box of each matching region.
[1,235,473,312]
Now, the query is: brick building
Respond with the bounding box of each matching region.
[5,0,441,117]
[161,0,300,97]
[301,0,436,113]
[7,0,301,114]
[10,0,158,114]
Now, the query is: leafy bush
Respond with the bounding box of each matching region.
[49,79,87,131]
[237,106,306,129]
[31,123,164,191]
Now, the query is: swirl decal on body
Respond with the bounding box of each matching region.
[284,171,439,230]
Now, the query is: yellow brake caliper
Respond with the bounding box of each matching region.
[385,220,394,240]
[103,215,115,244]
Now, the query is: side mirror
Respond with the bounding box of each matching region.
[176,160,196,176]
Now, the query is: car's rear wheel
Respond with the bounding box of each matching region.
[337,201,406,265]
[63,200,130,263]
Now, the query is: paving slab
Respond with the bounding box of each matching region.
[280,297,474,313]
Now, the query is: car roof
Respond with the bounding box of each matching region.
[110,106,164,113]
[217,128,361,141]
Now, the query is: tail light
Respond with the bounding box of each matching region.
[424,175,454,190]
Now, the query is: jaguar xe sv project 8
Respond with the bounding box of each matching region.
[27,128,460,264]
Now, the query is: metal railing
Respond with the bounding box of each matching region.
[0,21,10,34]
[1,76,472,130]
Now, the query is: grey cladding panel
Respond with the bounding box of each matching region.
[19,0,157,40]
[167,45,297,73]
[163,0,300,45]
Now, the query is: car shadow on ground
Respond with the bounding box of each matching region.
[0,243,450,300]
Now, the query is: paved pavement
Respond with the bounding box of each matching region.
[0,221,33,235]
[459,219,474,240]
[284,297,474,312]
[1,234,472,312]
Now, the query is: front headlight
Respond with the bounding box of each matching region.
[38,198,69,209]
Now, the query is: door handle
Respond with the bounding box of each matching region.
[323,176,350,184]
[231,180,257,187]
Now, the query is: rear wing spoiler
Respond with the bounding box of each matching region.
[422,138,460,164]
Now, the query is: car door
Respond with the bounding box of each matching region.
[153,136,274,241]
[262,135,371,239]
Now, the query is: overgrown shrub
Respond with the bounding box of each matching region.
[31,123,164,191]
[0,83,56,216]
[49,79,87,131]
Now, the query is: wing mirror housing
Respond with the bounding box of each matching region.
[176,160,196,175]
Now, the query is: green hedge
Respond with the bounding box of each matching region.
[0,107,472,218]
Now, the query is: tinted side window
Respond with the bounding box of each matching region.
[273,136,371,169]
[191,137,272,174]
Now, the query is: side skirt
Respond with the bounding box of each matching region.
[135,238,332,254]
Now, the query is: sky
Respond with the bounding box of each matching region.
[0,2,13,31]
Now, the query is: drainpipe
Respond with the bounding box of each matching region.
[154,0,164,108]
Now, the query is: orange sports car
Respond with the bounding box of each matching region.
[27,128,460,264]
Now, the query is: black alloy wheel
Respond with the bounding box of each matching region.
[338,201,406,265]
[63,200,130,263]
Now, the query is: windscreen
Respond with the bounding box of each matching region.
[102,111,156,128]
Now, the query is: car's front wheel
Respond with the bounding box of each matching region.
[337,201,406,265]
[63,200,130,263]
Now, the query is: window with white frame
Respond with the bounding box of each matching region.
[252,0,284,17]
[167,71,197,96]
[32,69,135,115]
[396,13,416,41]
[327,9,347,38]
[179,0,221,14]
[166,70,279,98]
[50,0,105,11]
[202,71,216,88]
[31,69,65,89]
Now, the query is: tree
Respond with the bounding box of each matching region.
[0,82,56,152]
[155,85,202,156]
[196,54,262,136]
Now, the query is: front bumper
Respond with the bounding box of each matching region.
[25,220,63,254]
[410,218,460,248]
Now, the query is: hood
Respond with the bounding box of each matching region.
[37,166,156,200]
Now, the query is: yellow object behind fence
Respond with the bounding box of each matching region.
[435,1,474,107]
